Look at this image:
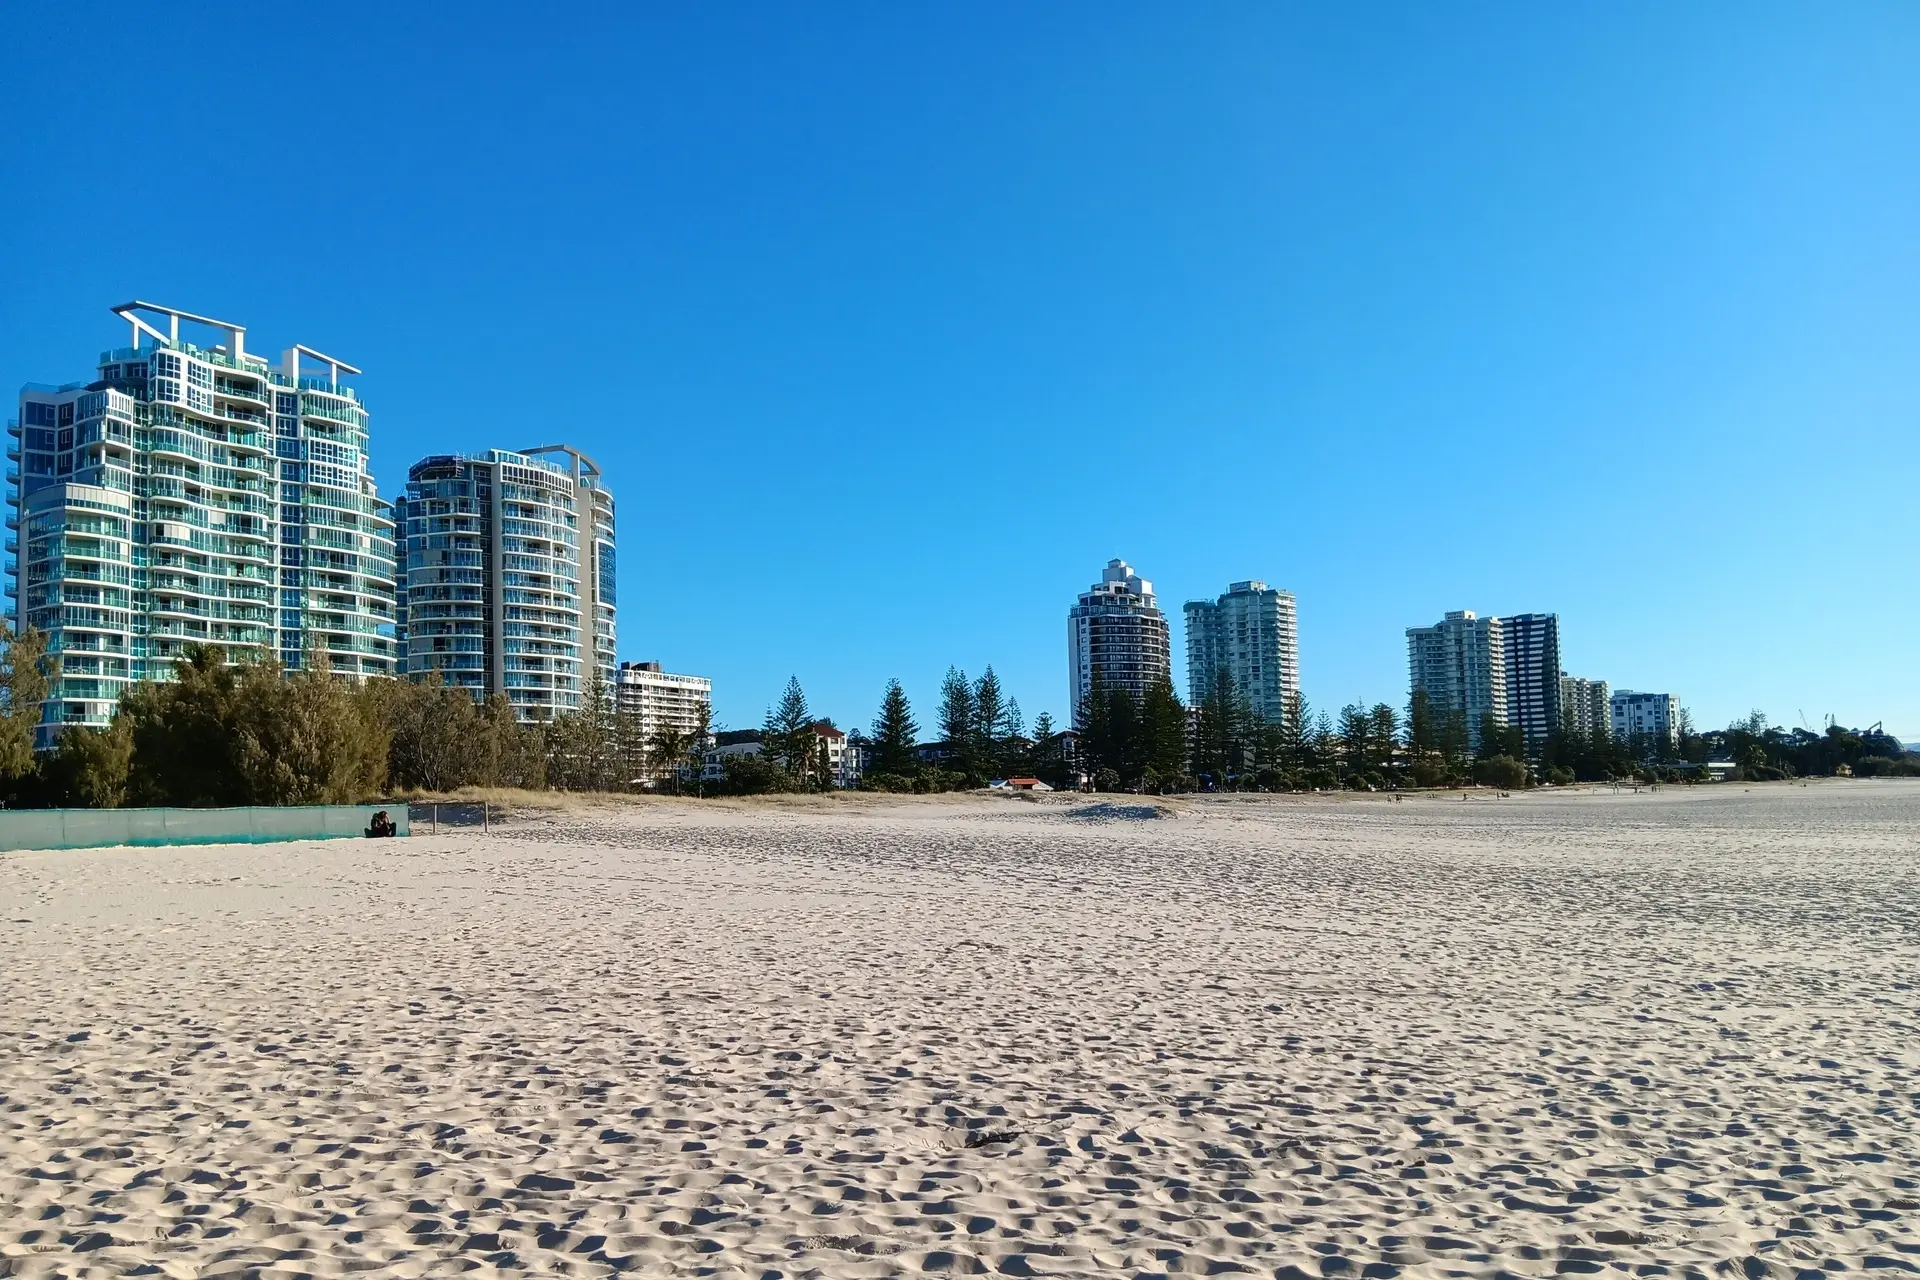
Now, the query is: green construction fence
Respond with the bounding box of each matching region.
[0,805,409,852]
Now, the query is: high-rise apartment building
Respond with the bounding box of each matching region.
[7,302,396,742]
[1068,559,1171,726]
[394,448,610,720]
[1406,610,1508,751]
[1183,580,1299,723]
[1499,613,1562,749]
[1611,690,1680,746]
[1558,674,1611,738]
[523,445,616,692]
[617,660,712,749]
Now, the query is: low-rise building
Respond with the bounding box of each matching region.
[1611,690,1681,746]
[702,741,763,782]
[810,722,861,788]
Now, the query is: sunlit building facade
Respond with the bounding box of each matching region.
[7,302,397,743]
[1184,579,1299,723]
[1406,609,1508,752]
[395,448,612,720]
[1068,558,1172,727]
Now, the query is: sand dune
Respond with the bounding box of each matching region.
[1,782,1917,1277]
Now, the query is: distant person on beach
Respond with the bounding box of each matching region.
[365,811,397,838]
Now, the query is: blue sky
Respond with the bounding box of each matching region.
[4,3,1916,739]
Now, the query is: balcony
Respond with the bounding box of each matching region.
[214,381,269,405]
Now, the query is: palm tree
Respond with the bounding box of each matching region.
[648,726,692,794]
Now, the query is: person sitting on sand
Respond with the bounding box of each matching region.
[365,810,397,838]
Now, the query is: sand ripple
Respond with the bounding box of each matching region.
[1,783,1917,1276]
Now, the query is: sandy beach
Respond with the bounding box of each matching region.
[2,782,1917,1278]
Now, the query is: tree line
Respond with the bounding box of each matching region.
[703,666,1064,795]
[841,664,1914,794]
[2,619,1908,807]
[0,626,715,808]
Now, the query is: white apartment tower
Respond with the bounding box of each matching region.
[1068,559,1172,726]
[617,661,712,747]
[1499,613,1563,750]
[1611,690,1680,746]
[1558,674,1611,738]
[1406,610,1508,751]
[395,449,603,720]
[8,302,397,743]
[1184,580,1299,723]
[523,445,616,692]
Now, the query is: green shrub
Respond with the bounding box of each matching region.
[1473,755,1530,790]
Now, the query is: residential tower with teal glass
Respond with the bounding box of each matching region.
[6,302,398,744]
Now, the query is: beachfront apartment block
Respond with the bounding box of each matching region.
[394,448,613,720]
[1068,559,1172,727]
[1184,580,1299,723]
[1499,612,1562,750]
[1611,690,1681,745]
[617,660,712,742]
[1407,610,1508,751]
[523,445,616,692]
[7,302,397,744]
[811,722,862,788]
[1558,673,1612,738]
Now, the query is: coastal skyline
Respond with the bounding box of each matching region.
[4,5,1916,738]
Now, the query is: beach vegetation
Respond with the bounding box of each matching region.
[869,679,919,776]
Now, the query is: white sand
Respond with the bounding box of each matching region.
[2,782,1917,1278]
